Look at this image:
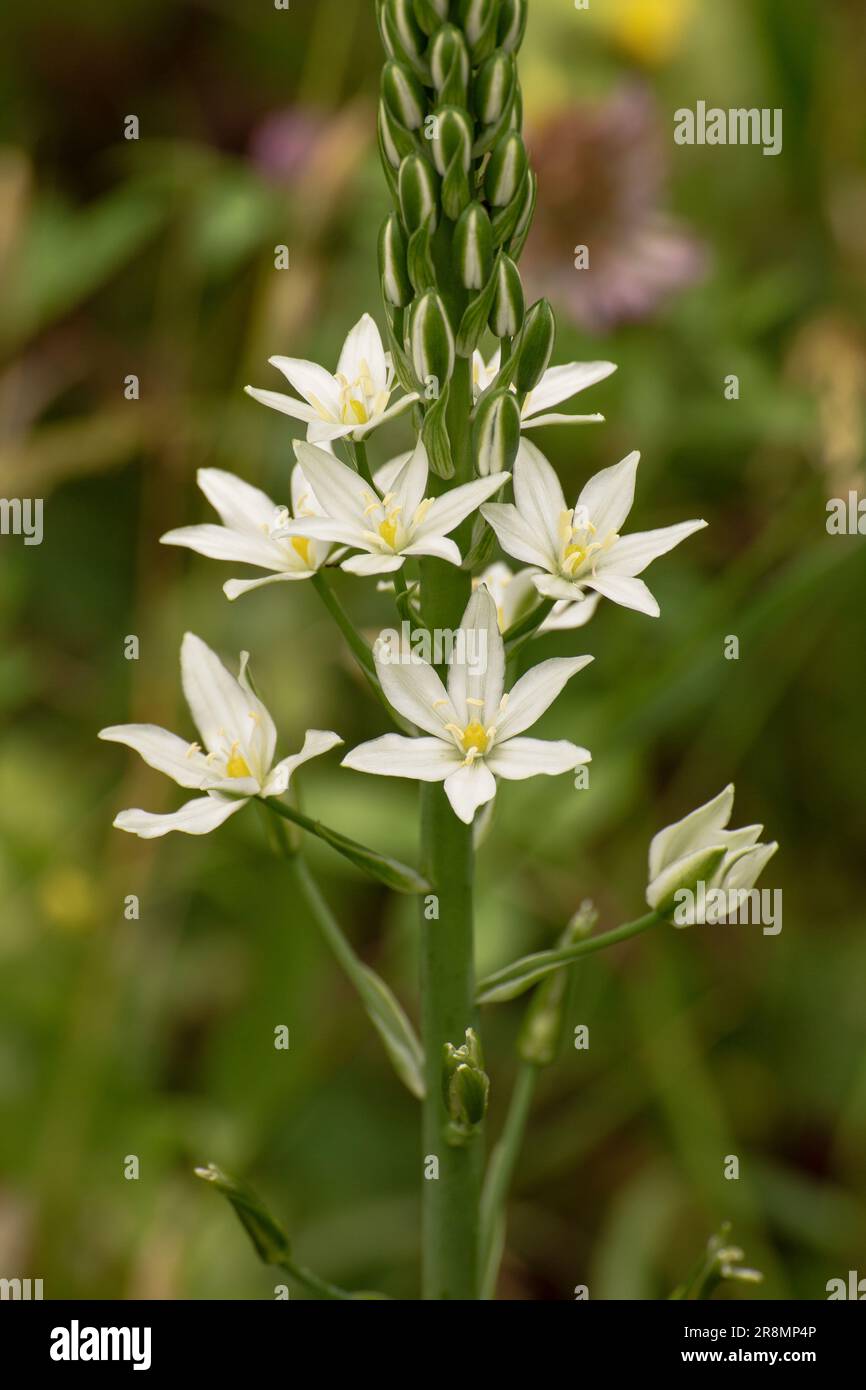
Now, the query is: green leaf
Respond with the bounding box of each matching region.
[263,796,432,895]
[194,1164,291,1265]
[354,962,427,1100]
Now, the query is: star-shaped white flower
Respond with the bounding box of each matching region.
[161,465,330,601]
[99,633,342,837]
[479,561,600,635]
[472,349,616,428]
[482,440,707,617]
[245,313,418,444]
[342,587,592,824]
[646,785,778,921]
[274,439,510,577]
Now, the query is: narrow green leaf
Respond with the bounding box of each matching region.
[354,963,427,1099]
[263,796,432,895]
[194,1164,291,1265]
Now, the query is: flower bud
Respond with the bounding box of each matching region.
[484,130,528,207]
[453,201,494,289]
[378,100,412,170]
[513,298,555,392]
[409,291,455,387]
[378,214,413,308]
[381,60,426,131]
[472,388,521,477]
[430,105,472,179]
[442,1029,489,1138]
[381,0,428,69]
[412,0,448,35]
[459,0,499,62]
[646,845,727,919]
[398,153,440,232]
[497,0,528,54]
[430,24,470,103]
[488,253,524,337]
[474,49,515,126]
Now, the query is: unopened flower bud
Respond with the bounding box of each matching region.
[379,214,413,308]
[381,60,426,131]
[442,1028,489,1137]
[488,254,524,337]
[398,153,440,232]
[379,100,411,169]
[453,201,494,289]
[513,298,555,393]
[413,0,449,35]
[497,0,528,54]
[430,24,470,102]
[484,130,528,207]
[474,49,515,126]
[430,106,473,178]
[472,389,521,477]
[381,0,427,68]
[459,0,499,62]
[409,291,455,387]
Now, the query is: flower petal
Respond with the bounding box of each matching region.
[267,356,342,417]
[400,535,462,565]
[495,655,593,741]
[342,734,459,780]
[583,571,660,616]
[599,519,707,577]
[244,385,318,423]
[443,761,497,824]
[161,524,286,570]
[180,633,275,776]
[373,646,456,736]
[293,441,371,524]
[113,794,247,838]
[415,472,511,541]
[524,361,617,415]
[481,502,557,570]
[648,784,735,880]
[336,313,388,396]
[447,586,505,728]
[389,440,429,521]
[522,412,605,428]
[263,729,343,797]
[541,593,601,632]
[197,468,279,535]
[486,736,591,779]
[224,571,314,601]
[341,552,407,575]
[98,723,210,789]
[513,439,567,557]
[576,450,639,536]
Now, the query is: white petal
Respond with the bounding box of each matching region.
[495,655,593,741]
[336,313,388,395]
[373,451,414,496]
[443,761,497,824]
[599,519,707,577]
[113,794,247,839]
[197,468,279,535]
[720,841,778,893]
[161,524,286,571]
[342,734,458,780]
[576,450,640,536]
[353,392,418,434]
[341,552,406,575]
[180,633,275,776]
[307,418,357,444]
[482,503,557,570]
[244,385,318,423]
[415,472,511,541]
[583,571,659,616]
[98,724,211,789]
[513,439,567,557]
[389,439,429,521]
[293,441,371,524]
[522,412,605,428]
[648,785,735,880]
[276,515,366,548]
[224,571,313,601]
[448,586,505,728]
[524,361,617,415]
[532,572,588,603]
[400,535,462,565]
[373,648,456,736]
[263,729,343,797]
[486,737,591,779]
[541,593,601,631]
[267,356,342,417]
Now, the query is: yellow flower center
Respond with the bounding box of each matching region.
[460,721,489,755]
[291,535,313,566]
[226,747,252,779]
[344,398,369,425]
[378,515,399,549]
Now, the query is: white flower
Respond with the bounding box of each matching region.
[274,439,510,577]
[482,439,707,618]
[161,466,330,601]
[646,784,778,919]
[472,349,616,429]
[245,313,418,444]
[99,633,341,838]
[342,587,592,824]
[479,561,600,635]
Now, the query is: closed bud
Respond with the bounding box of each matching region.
[453,201,494,289]
[514,298,555,393]
[459,0,499,60]
[474,49,515,126]
[430,24,470,99]
[398,154,440,232]
[488,254,524,336]
[472,388,521,476]
[430,105,473,178]
[442,1028,489,1136]
[497,0,528,54]
[382,60,426,131]
[378,100,405,170]
[412,0,448,35]
[409,291,455,386]
[378,214,413,308]
[484,130,527,207]
[383,0,427,67]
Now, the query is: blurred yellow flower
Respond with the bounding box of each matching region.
[606,0,696,66]
[39,866,97,933]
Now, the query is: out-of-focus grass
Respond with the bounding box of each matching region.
[0,0,864,1299]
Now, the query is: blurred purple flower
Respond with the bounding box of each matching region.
[248,108,330,182]
[524,85,706,333]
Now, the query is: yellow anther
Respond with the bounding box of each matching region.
[378,514,399,549]
[185,742,202,759]
[345,398,369,425]
[466,697,485,708]
[412,497,433,527]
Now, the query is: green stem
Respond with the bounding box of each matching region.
[276,1256,356,1302]
[476,911,662,1004]
[478,1062,537,1299]
[351,438,375,487]
[311,570,413,733]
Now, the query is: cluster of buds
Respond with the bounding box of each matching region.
[376,0,554,480]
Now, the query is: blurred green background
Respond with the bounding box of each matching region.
[1,0,865,1300]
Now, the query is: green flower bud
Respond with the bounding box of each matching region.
[513,298,555,393]
[484,130,528,207]
[459,0,499,62]
[474,49,515,126]
[430,105,472,178]
[398,153,440,233]
[430,24,470,102]
[453,201,494,289]
[497,0,528,54]
[382,0,428,69]
[488,253,524,337]
[381,60,426,131]
[378,214,413,308]
[472,388,521,477]
[412,0,449,35]
[442,1029,489,1137]
[409,291,455,388]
